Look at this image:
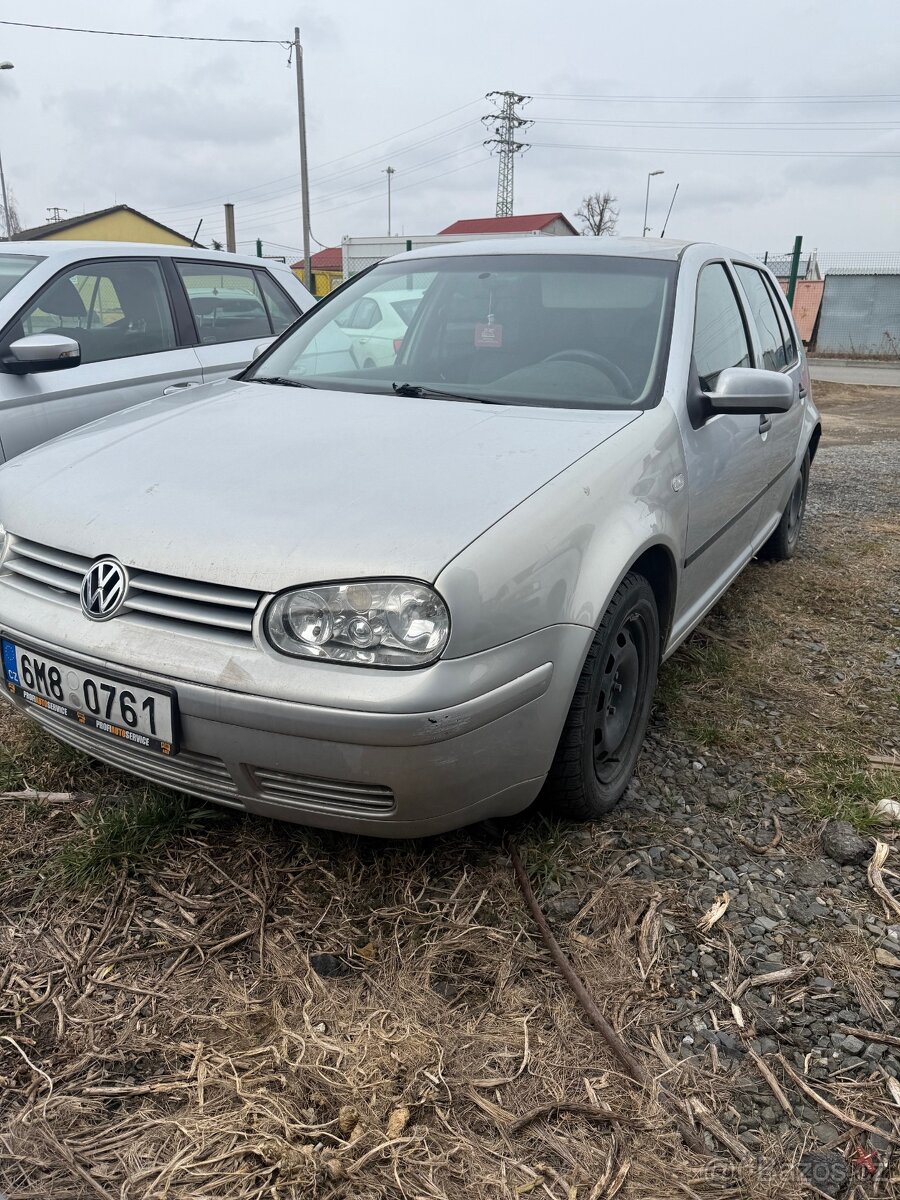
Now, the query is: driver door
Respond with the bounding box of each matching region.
[675,261,771,620]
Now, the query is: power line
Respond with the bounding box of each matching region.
[532,116,900,130]
[531,140,900,157]
[533,90,900,105]
[190,143,485,229]
[150,118,481,218]
[0,18,287,45]
[248,155,488,235]
[148,104,483,217]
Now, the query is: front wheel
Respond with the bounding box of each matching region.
[758,450,810,562]
[544,573,659,820]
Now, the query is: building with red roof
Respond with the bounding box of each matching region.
[438,212,578,237]
[291,246,343,296]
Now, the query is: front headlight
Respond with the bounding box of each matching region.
[264,579,450,668]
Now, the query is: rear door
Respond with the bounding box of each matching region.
[0,257,203,459]
[172,261,304,381]
[676,261,772,612]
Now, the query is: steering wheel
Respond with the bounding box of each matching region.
[540,349,634,399]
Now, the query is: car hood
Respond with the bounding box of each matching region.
[0,379,639,591]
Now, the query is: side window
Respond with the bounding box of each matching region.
[257,271,301,334]
[176,262,272,345]
[734,264,786,371]
[693,263,751,391]
[762,273,798,366]
[349,297,380,330]
[13,259,176,364]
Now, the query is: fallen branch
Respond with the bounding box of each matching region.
[778,1056,900,1146]
[744,1047,795,1119]
[510,1101,644,1134]
[734,964,808,1000]
[839,1026,900,1051]
[0,789,76,802]
[507,838,711,1158]
[867,841,900,921]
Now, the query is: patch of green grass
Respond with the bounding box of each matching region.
[519,815,574,895]
[774,754,894,832]
[49,789,224,889]
[656,636,738,712]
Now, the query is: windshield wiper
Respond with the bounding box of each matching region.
[392,382,505,404]
[252,375,316,388]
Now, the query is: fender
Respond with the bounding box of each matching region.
[436,404,688,660]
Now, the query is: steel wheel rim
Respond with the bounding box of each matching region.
[787,473,805,541]
[593,613,649,785]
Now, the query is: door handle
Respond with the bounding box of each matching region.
[162,381,198,395]
[759,414,772,434]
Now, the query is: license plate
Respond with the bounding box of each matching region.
[2,637,178,755]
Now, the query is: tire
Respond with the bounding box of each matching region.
[545,573,659,820]
[758,450,810,562]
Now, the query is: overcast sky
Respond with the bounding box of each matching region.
[1,0,898,260]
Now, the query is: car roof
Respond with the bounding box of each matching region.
[385,236,751,266]
[2,241,295,272]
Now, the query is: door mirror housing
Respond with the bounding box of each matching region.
[3,333,82,375]
[253,338,275,359]
[705,366,794,415]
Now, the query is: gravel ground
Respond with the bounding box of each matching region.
[1,381,898,1199]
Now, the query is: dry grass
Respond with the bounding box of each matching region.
[655,508,900,830]
[2,809,835,1199]
[1,382,899,1197]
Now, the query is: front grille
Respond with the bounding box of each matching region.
[1,535,261,647]
[26,701,243,807]
[251,766,396,816]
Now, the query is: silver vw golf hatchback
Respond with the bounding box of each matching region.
[0,239,819,836]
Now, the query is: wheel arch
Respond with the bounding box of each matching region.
[620,543,677,656]
[807,422,822,462]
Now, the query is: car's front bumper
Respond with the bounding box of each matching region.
[0,622,591,836]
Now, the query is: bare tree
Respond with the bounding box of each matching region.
[575,190,619,236]
[211,238,224,251]
[1,186,23,236]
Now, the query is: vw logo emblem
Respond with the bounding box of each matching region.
[80,557,129,621]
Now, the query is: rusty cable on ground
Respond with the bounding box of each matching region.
[506,835,723,1160]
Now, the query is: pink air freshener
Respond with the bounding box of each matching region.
[474,322,503,348]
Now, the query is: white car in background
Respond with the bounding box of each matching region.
[0,242,314,461]
[335,288,424,368]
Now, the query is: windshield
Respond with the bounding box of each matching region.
[248,253,677,409]
[0,253,43,304]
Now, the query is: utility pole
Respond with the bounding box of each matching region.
[384,165,395,236]
[660,183,679,238]
[46,206,68,224]
[0,61,12,239]
[786,235,803,308]
[482,91,532,217]
[293,27,312,293]
[224,203,236,253]
[0,148,10,239]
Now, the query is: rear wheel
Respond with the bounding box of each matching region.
[545,573,659,820]
[759,450,810,562]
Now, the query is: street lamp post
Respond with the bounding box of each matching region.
[642,169,664,237]
[384,165,395,237]
[0,62,13,240]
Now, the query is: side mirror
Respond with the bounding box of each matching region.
[705,366,793,415]
[3,333,82,375]
[252,338,275,359]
